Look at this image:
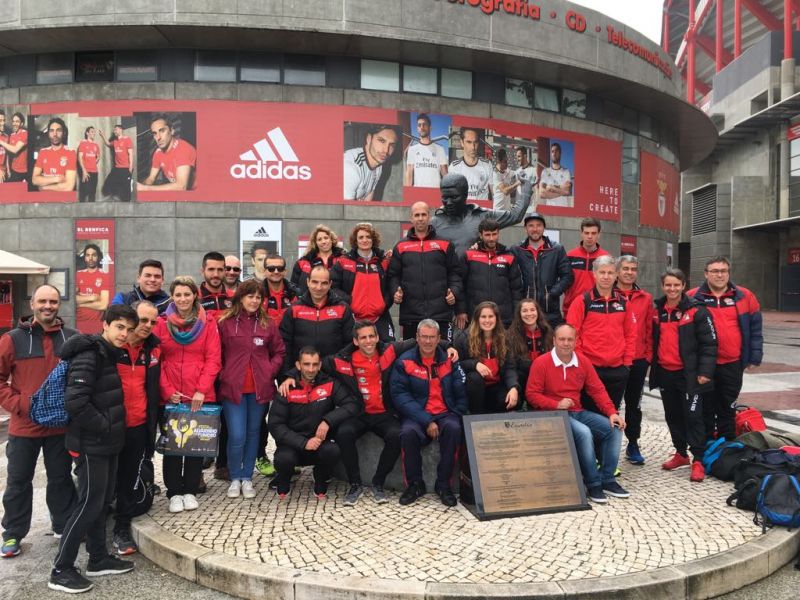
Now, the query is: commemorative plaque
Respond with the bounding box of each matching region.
[462,411,589,520]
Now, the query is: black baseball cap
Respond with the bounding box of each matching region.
[523,212,546,226]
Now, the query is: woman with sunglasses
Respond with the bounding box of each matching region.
[154,276,221,513]
[331,223,395,341]
[291,224,343,295]
[506,298,554,394]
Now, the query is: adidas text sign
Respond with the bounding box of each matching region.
[230,127,313,181]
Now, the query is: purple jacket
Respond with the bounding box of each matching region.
[218,312,285,405]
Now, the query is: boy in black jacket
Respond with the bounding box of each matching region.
[49,305,139,594]
[269,346,359,499]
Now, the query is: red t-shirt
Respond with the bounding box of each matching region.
[152,138,196,188]
[75,269,110,332]
[0,132,7,175]
[352,351,385,414]
[9,129,27,174]
[481,341,500,385]
[112,136,133,169]
[34,146,77,177]
[78,140,100,173]
[242,365,256,394]
[657,306,684,371]
[422,356,447,415]
[525,328,543,361]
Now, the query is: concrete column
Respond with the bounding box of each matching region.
[780,125,790,220]
[781,58,796,100]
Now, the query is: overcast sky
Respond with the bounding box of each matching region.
[569,0,663,43]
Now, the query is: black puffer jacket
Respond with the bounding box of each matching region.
[510,236,573,324]
[457,242,523,326]
[59,334,126,455]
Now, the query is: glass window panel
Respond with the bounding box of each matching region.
[361,60,399,91]
[639,113,654,138]
[505,78,534,108]
[240,52,280,83]
[562,89,586,118]
[403,65,437,94]
[116,51,158,82]
[534,86,559,112]
[36,53,73,85]
[791,138,800,159]
[623,106,638,133]
[75,52,114,82]
[195,51,236,82]
[622,132,639,184]
[441,68,472,99]
[284,55,325,86]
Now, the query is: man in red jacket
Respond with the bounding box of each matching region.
[562,217,610,315]
[199,251,231,320]
[0,285,78,558]
[526,323,628,504]
[615,255,654,465]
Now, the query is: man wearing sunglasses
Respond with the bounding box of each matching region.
[223,256,241,297]
[263,255,300,328]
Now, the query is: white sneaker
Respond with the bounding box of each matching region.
[168,496,184,513]
[227,480,242,498]
[182,494,199,510]
[241,480,256,499]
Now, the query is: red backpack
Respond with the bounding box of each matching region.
[735,405,767,437]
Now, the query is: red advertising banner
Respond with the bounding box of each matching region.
[1,100,621,221]
[639,151,680,233]
[788,247,800,265]
[620,235,637,256]
[788,124,800,141]
[75,219,115,334]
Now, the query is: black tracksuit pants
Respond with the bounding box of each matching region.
[704,361,743,441]
[335,413,401,486]
[113,424,148,533]
[656,367,705,460]
[622,359,649,443]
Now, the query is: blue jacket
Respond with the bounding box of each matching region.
[111,286,170,315]
[390,345,467,427]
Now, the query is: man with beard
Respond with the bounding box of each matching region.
[75,243,111,334]
[98,124,134,201]
[137,114,196,191]
[343,124,399,201]
[448,127,493,202]
[0,112,29,183]
[431,172,532,256]
[77,126,101,202]
[539,142,573,207]
[198,251,231,320]
[31,117,77,192]
[404,113,448,188]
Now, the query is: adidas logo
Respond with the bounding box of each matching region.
[253,227,270,238]
[230,127,313,181]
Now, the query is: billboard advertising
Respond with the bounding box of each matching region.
[0,100,622,221]
[640,151,680,233]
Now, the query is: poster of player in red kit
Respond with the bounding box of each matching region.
[74,219,115,334]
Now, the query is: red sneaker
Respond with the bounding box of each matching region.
[690,461,705,482]
[661,452,691,470]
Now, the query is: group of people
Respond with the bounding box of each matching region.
[0,173,763,594]
[0,110,196,199]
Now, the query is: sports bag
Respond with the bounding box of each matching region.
[29,360,70,428]
[735,405,766,437]
[704,441,758,481]
[733,450,800,490]
[737,430,800,451]
[128,457,159,517]
[726,477,761,512]
[754,474,800,532]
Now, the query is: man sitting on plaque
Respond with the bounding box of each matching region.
[525,323,628,505]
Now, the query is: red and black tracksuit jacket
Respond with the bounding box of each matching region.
[279,292,354,377]
[386,226,463,326]
[562,244,610,315]
[330,248,392,322]
[457,242,523,326]
[268,370,360,452]
[116,334,161,456]
[264,279,300,328]
[566,288,636,368]
[688,282,763,367]
[290,248,344,295]
[615,285,654,362]
[649,294,718,395]
[199,284,232,321]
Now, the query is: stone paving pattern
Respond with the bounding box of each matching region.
[150,422,763,584]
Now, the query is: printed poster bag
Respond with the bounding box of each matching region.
[156,404,222,458]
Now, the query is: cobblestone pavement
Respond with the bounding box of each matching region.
[148,421,763,584]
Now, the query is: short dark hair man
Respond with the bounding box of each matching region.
[31,117,77,192]
[50,304,139,593]
[562,217,610,315]
[491,148,520,211]
[455,218,523,329]
[0,285,79,559]
[688,256,762,441]
[268,347,359,498]
[526,323,628,504]
[264,254,300,327]
[111,259,170,314]
[78,126,101,202]
[137,115,197,192]
[0,112,29,182]
[344,124,399,201]
[538,142,573,207]
[510,212,573,328]
[249,242,272,283]
[98,124,133,202]
[199,251,231,319]
[448,127,493,202]
[75,243,110,334]
[390,320,467,507]
[404,113,448,188]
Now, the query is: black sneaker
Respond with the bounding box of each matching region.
[313,479,329,498]
[434,484,457,507]
[399,481,426,506]
[48,567,93,593]
[587,485,608,504]
[602,481,630,498]
[342,484,363,507]
[85,554,135,577]
[112,529,137,555]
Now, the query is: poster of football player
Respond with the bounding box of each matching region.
[75,219,115,334]
[343,121,402,201]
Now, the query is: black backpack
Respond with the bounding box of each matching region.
[128,457,159,517]
[754,474,800,532]
[733,450,800,490]
[702,439,759,481]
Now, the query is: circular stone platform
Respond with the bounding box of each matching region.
[133,422,800,599]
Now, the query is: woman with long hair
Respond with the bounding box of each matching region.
[331,222,395,341]
[452,301,519,414]
[291,224,343,294]
[217,280,285,499]
[154,276,221,513]
[507,298,554,394]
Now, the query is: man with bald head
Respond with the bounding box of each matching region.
[387,201,463,340]
[223,255,241,297]
[431,172,532,256]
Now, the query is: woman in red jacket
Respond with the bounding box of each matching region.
[507,298,553,396]
[218,280,285,500]
[291,224,343,294]
[154,276,221,514]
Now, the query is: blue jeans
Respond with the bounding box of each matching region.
[569,410,622,489]
[223,394,267,481]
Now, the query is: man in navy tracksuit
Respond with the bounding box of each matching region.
[390,320,467,507]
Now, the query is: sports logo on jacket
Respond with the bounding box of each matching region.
[230,127,312,181]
